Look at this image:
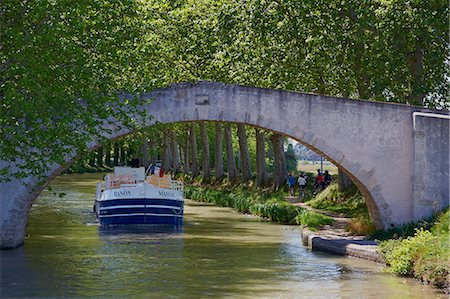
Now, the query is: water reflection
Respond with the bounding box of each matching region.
[0,173,445,298]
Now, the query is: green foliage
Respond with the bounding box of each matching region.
[378,210,450,289]
[307,182,367,217]
[250,200,301,224]
[295,209,335,231]
[370,210,446,241]
[1,0,153,180]
[285,144,297,172]
[185,185,299,224]
[2,0,448,181]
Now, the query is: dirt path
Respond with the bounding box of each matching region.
[285,196,383,263]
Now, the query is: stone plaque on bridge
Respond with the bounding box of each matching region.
[195,95,209,105]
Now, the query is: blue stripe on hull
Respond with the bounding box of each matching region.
[99,207,182,216]
[100,198,183,208]
[96,198,184,226]
[99,215,183,226]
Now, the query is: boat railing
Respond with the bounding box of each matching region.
[102,173,183,193]
[145,175,183,193]
[170,180,184,193]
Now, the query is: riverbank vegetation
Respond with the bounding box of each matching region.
[184,183,334,230]
[377,209,449,290]
[306,182,376,235]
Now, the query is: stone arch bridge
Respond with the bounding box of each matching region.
[1,81,449,248]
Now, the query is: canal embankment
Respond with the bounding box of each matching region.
[289,200,382,263]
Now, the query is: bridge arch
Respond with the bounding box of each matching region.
[1,81,448,248]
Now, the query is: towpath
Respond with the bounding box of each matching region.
[285,196,383,263]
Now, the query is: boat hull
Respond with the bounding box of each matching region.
[95,186,184,226]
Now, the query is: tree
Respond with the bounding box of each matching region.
[224,124,237,181]
[237,124,252,181]
[1,0,155,180]
[285,143,297,172]
[183,125,190,174]
[189,123,199,177]
[2,0,448,181]
[255,128,267,187]
[96,147,104,168]
[270,133,287,189]
[162,128,172,171]
[170,131,180,174]
[199,121,211,181]
[214,122,225,180]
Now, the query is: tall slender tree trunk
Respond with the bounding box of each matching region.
[280,139,288,179]
[255,128,267,187]
[184,133,190,174]
[199,122,211,181]
[237,124,252,181]
[105,143,111,167]
[214,122,225,180]
[89,152,96,167]
[162,128,172,171]
[178,144,183,172]
[189,123,199,177]
[113,143,119,166]
[96,147,104,168]
[270,134,286,189]
[406,48,425,105]
[224,124,237,181]
[119,144,126,166]
[140,136,149,168]
[171,131,180,174]
[148,131,157,164]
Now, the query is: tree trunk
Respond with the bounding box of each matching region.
[162,128,172,171]
[255,128,267,187]
[199,122,211,181]
[237,124,252,181]
[140,136,149,168]
[184,132,190,174]
[148,131,157,164]
[119,144,126,166]
[406,48,425,105]
[105,143,111,167]
[224,124,237,181]
[280,138,288,179]
[270,134,286,189]
[113,142,119,166]
[214,122,225,180]
[338,169,355,192]
[189,123,199,177]
[179,144,183,172]
[170,131,180,174]
[89,152,96,168]
[96,147,104,168]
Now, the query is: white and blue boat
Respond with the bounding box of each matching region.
[94,167,184,226]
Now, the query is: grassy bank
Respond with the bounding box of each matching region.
[184,183,333,229]
[305,181,449,290]
[305,182,376,235]
[377,209,449,290]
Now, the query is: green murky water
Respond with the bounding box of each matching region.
[0,173,444,298]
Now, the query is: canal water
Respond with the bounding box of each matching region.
[0,173,444,298]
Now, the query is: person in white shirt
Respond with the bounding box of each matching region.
[297,172,307,199]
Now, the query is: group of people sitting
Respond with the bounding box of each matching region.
[287,169,332,199]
